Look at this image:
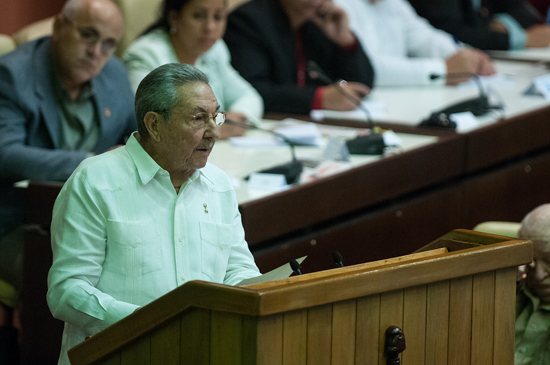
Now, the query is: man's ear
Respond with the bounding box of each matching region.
[168,10,177,31]
[52,14,65,39]
[144,112,162,142]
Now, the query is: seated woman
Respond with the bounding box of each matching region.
[224,0,375,115]
[123,0,264,138]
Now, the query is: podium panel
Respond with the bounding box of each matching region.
[68,230,531,365]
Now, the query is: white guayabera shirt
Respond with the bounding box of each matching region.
[47,133,260,365]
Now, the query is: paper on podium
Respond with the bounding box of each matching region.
[236,256,307,286]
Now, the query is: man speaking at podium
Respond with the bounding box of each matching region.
[47,63,260,365]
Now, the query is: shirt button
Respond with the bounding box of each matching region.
[519,347,527,353]
[530,323,537,329]
[180,277,185,281]
[178,238,182,242]
[132,242,138,248]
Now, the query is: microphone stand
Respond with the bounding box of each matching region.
[307,60,386,155]
[429,73,491,116]
[420,72,503,129]
[225,119,304,184]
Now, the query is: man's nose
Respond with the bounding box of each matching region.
[204,17,218,33]
[205,120,220,139]
[86,41,102,58]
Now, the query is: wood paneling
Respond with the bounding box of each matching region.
[180,309,210,365]
[471,272,495,365]
[425,281,449,365]
[150,320,180,364]
[493,268,516,365]
[448,276,473,365]
[282,309,307,365]
[402,285,427,365]
[210,311,243,365]
[256,314,283,365]
[120,336,150,365]
[355,295,380,364]
[331,299,356,365]
[306,304,332,365]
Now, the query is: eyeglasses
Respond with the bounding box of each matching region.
[64,16,118,56]
[188,112,226,128]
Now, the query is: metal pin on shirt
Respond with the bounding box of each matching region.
[203,203,208,213]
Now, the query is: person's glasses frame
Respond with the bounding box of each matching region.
[63,16,118,56]
[188,111,226,128]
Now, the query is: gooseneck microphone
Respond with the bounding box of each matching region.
[307,60,374,128]
[332,251,344,268]
[307,60,386,155]
[429,72,491,116]
[290,259,302,275]
[421,72,503,129]
[225,119,304,184]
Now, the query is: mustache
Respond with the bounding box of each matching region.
[196,139,215,149]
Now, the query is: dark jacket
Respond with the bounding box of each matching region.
[0,37,137,232]
[407,0,540,50]
[224,0,375,114]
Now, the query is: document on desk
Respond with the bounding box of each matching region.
[229,123,323,147]
[310,100,388,122]
[236,256,307,286]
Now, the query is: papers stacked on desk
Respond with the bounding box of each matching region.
[229,122,323,147]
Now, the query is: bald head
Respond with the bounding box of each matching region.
[519,204,550,245]
[51,0,124,97]
[61,0,123,25]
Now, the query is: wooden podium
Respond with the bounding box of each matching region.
[68,230,531,365]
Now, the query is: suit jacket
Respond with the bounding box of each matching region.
[0,37,137,232]
[408,0,539,50]
[224,0,375,114]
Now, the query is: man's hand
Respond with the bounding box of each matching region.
[321,82,370,111]
[526,24,550,48]
[311,2,355,47]
[445,48,495,85]
[218,111,247,140]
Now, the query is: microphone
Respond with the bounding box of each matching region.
[225,119,303,184]
[429,72,491,116]
[307,60,386,155]
[421,72,503,129]
[290,259,302,275]
[332,251,344,268]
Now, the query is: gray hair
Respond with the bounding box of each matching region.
[519,204,550,245]
[135,63,210,137]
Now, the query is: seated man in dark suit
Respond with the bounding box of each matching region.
[224,0,374,115]
[408,0,550,50]
[516,204,550,364]
[0,0,136,294]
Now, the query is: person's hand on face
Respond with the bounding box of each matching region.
[311,1,355,47]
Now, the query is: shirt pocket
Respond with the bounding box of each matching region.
[104,218,161,277]
[199,221,232,283]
